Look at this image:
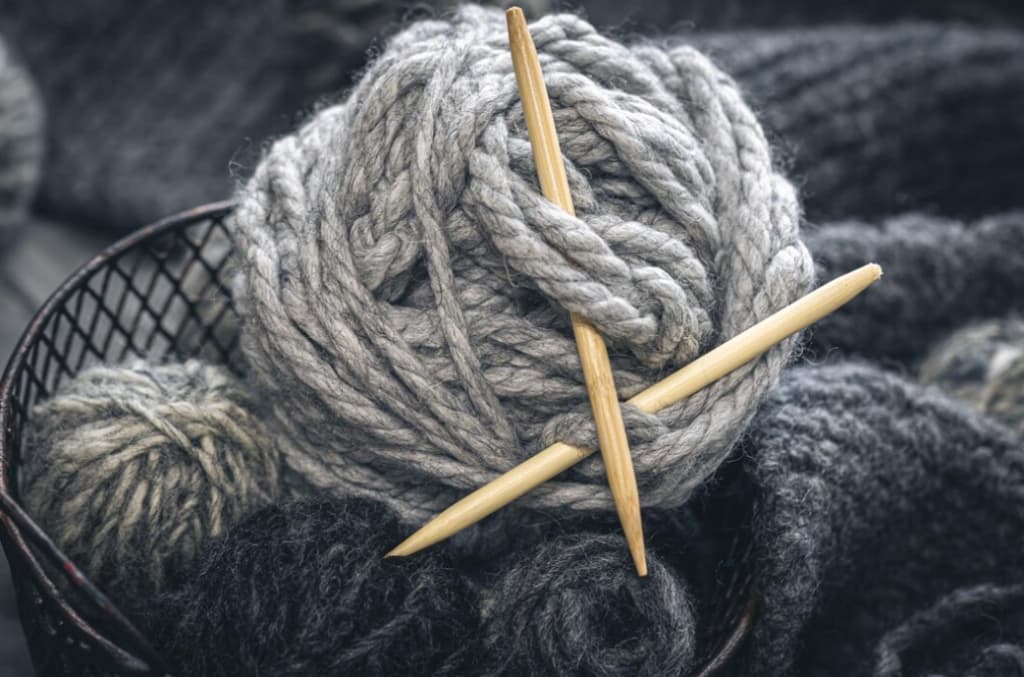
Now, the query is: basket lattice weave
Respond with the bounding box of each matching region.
[0,202,754,676]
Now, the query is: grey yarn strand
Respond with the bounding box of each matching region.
[231,7,813,522]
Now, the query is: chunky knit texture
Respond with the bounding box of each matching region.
[873,584,1024,676]
[804,212,1024,364]
[20,361,282,601]
[1,0,334,228]
[920,317,1024,433]
[5,8,1024,231]
[232,6,813,523]
[148,499,480,677]
[697,24,1024,221]
[0,0,545,231]
[732,363,1024,676]
[482,532,697,676]
[580,0,1024,32]
[138,361,1024,677]
[0,36,42,252]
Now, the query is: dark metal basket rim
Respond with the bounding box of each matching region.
[0,200,235,672]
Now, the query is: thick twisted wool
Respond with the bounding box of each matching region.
[731,363,1024,676]
[0,36,42,251]
[920,317,1024,433]
[20,360,281,600]
[232,7,813,522]
[482,532,697,676]
[697,24,1024,221]
[148,499,480,677]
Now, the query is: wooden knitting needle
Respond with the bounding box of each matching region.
[505,7,648,576]
[387,263,883,557]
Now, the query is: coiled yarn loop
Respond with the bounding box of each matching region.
[232,7,813,521]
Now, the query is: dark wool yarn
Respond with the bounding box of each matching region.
[482,532,697,676]
[0,0,383,229]
[148,499,480,677]
[0,36,42,252]
[577,0,1024,32]
[20,360,282,603]
[4,6,1021,233]
[920,317,1024,433]
[804,212,1024,365]
[729,363,1024,676]
[0,0,547,231]
[695,24,1024,221]
[446,498,720,615]
[873,583,1024,676]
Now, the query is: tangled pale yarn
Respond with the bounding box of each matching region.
[21,360,282,600]
[232,7,813,522]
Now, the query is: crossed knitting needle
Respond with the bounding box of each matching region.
[505,7,646,576]
[386,8,884,565]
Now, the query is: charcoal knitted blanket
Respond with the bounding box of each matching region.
[726,363,1024,676]
[1,2,1023,231]
[0,0,547,231]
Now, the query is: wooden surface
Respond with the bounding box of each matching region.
[388,264,883,557]
[506,7,647,575]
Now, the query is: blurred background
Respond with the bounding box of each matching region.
[1,0,1024,673]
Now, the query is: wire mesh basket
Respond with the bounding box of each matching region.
[0,201,756,676]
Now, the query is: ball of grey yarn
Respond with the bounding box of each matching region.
[0,36,43,251]
[231,6,813,523]
[482,531,696,676]
[920,317,1024,433]
[21,360,283,600]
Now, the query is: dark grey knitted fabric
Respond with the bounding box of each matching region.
[0,0,384,230]
[728,363,1024,676]
[696,24,1024,220]
[576,0,1024,32]
[3,7,1023,232]
[480,532,698,676]
[147,499,482,677]
[804,212,1024,364]
[0,0,547,232]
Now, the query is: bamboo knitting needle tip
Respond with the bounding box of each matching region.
[505,6,647,576]
[387,263,883,558]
